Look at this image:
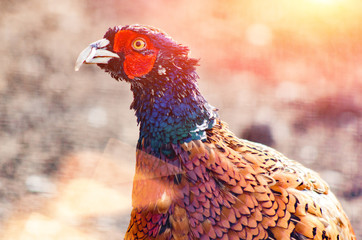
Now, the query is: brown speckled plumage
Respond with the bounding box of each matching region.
[125,120,355,240]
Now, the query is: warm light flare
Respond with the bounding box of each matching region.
[308,0,341,4]
[55,178,131,218]
[245,23,272,46]
[3,213,97,240]
[25,214,61,235]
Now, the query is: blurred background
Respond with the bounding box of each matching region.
[0,0,361,239]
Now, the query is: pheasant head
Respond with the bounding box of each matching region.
[75,25,217,151]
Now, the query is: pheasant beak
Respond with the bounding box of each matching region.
[74,38,119,71]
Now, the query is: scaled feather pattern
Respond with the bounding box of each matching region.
[76,24,356,240]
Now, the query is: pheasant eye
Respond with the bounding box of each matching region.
[132,38,147,51]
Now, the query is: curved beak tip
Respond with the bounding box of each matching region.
[74,62,82,72]
[74,39,119,72]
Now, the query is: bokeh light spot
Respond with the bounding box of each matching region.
[245,23,272,46]
[25,213,61,236]
[309,0,339,4]
[87,107,108,128]
[25,175,56,194]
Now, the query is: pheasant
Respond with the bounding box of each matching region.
[75,25,356,240]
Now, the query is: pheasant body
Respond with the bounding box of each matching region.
[75,24,356,240]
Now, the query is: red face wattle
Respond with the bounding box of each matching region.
[113,30,159,79]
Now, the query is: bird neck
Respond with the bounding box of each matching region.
[130,70,217,152]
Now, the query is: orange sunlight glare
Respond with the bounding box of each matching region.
[309,0,338,3]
